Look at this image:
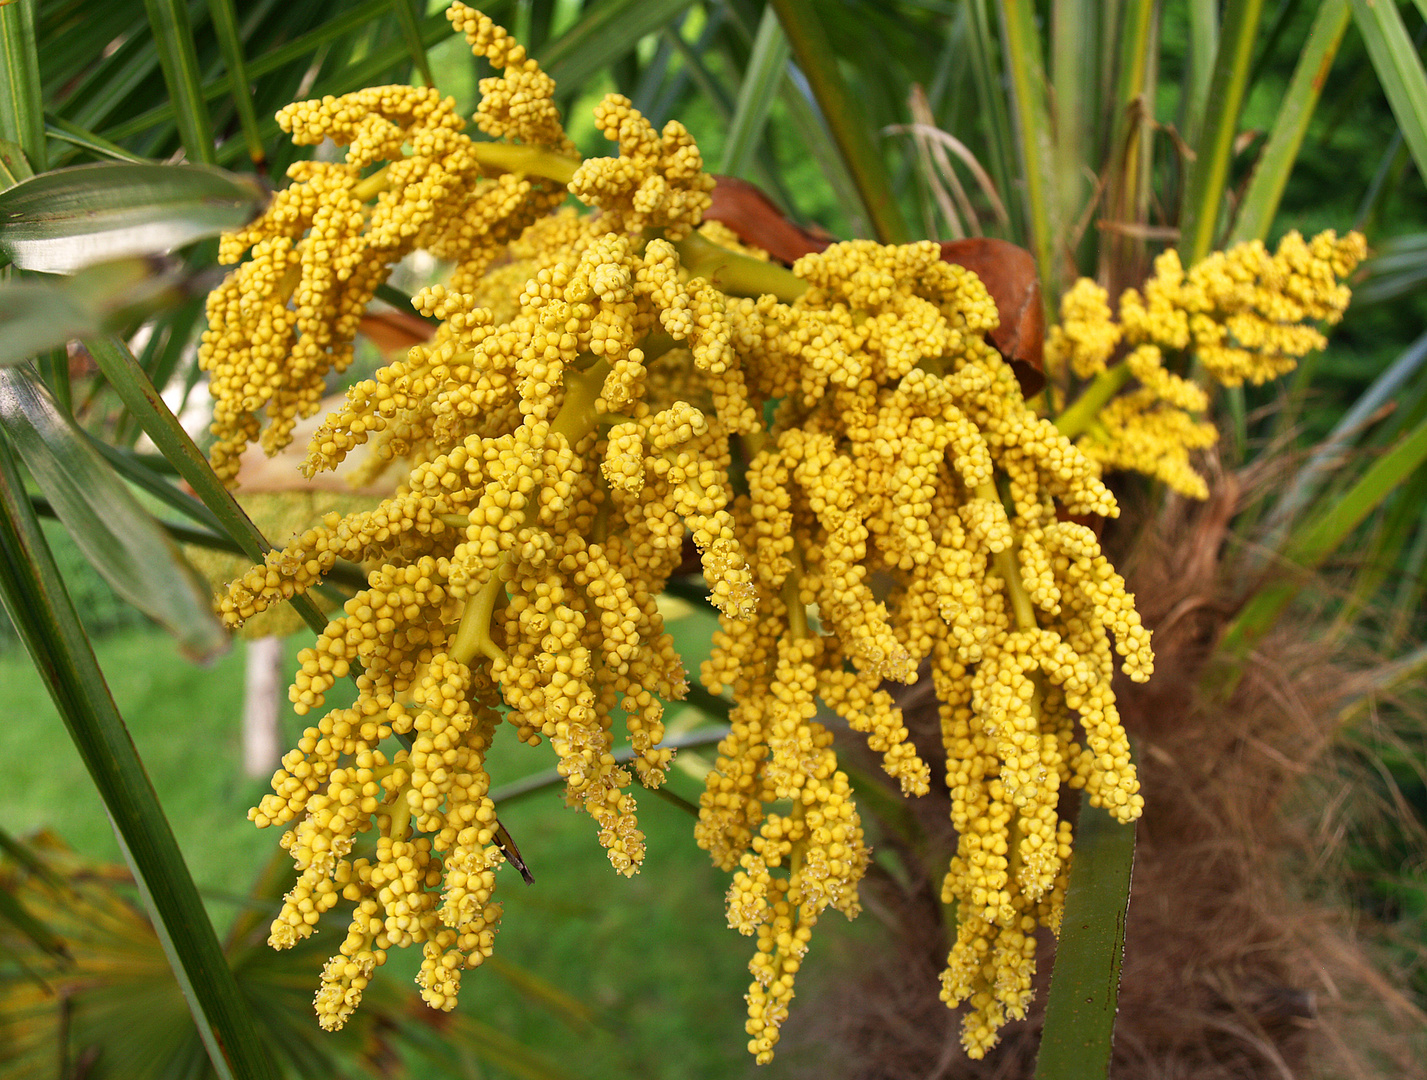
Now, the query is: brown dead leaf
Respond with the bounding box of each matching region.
[705,175,832,265]
[358,307,436,355]
[938,239,1045,397]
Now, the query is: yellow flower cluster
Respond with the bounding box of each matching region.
[1046,231,1365,497]
[211,5,1162,1062]
[197,1,569,483]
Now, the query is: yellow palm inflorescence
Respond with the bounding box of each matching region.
[203,4,1360,1061]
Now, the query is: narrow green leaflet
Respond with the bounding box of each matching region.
[0,874,70,962]
[0,138,34,188]
[1230,0,1350,245]
[1180,0,1268,264]
[0,434,278,1080]
[390,0,436,87]
[488,956,598,1033]
[720,6,791,178]
[208,0,266,168]
[99,0,401,144]
[1337,640,1427,726]
[44,114,148,165]
[1258,327,1427,554]
[1355,232,1427,304]
[0,162,264,273]
[1222,411,1427,659]
[1182,0,1219,147]
[0,366,228,663]
[397,1013,574,1080]
[0,257,189,366]
[0,0,44,171]
[1034,797,1136,1080]
[141,0,217,166]
[770,0,911,243]
[997,0,1057,287]
[88,438,228,535]
[1352,0,1427,189]
[0,277,106,366]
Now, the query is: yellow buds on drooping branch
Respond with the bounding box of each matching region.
[196,3,1365,1063]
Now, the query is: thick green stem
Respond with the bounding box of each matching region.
[351,163,391,202]
[551,359,609,442]
[781,573,809,639]
[1053,364,1133,439]
[449,359,613,667]
[458,142,813,304]
[976,481,1038,633]
[450,569,509,664]
[671,230,808,302]
[467,141,579,186]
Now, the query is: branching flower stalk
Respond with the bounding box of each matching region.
[202,5,1364,1060]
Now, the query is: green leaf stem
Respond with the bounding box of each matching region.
[0,432,278,1080]
[1034,796,1136,1080]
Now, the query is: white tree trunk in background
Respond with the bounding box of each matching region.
[243,636,284,779]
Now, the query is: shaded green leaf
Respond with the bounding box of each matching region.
[963,0,1022,243]
[44,114,148,164]
[0,366,227,663]
[0,256,191,366]
[0,277,106,365]
[997,0,1057,285]
[1337,640,1427,726]
[0,138,33,189]
[1182,0,1219,148]
[1231,0,1351,245]
[398,1012,575,1080]
[0,876,70,963]
[1355,231,1427,305]
[720,6,791,178]
[1258,326,1427,553]
[538,0,695,93]
[487,955,598,1034]
[208,0,266,170]
[770,0,910,243]
[1034,796,1136,1080]
[306,9,453,101]
[0,162,264,273]
[100,0,401,144]
[88,438,227,535]
[1050,0,1095,263]
[1180,0,1269,264]
[1223,410,1427,658]
[391,0,435,87]
[82,335,334,638]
